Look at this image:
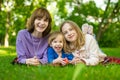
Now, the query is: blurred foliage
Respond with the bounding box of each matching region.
[0,0,120,47]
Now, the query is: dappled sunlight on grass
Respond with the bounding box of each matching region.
[0,50,7,54]
[0,46,15,50]
[0,53,16,56]
[0,46,16,56]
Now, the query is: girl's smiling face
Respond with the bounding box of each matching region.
[50,34,64,54]
[34,17,49,33]
[61,23,77,42]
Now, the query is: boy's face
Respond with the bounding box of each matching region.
[50,35,64,54]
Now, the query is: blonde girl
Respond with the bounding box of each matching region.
[60,20,106,65]
[47,31,74,66]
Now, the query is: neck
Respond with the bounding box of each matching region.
[70,42,76,47]
[69,42,76,51]
[32,30,42,38]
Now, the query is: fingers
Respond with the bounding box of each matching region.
[61,61,66,66]
[69,57,80,65]
[26,58,40,66]
[28,61,40,66]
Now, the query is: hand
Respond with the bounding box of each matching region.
[72,51,80,58]
[52,57,63,64]
[58,58,69,66]
[26,57,40,66]
[69,57,80,65]
[76,59,85,64]
[53,57,67,66]
[69,57,85,65]
[63,58,69,64]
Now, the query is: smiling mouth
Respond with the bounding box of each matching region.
[55,47,62,50]
[38,26,44,29]
[69,35,74,39]
[37,23,45,28]
[38,25,44,28]
[37,26,46,30]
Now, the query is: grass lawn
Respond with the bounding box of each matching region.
[0,46,120,80]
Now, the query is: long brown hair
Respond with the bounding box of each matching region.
[26,7,52,37]
[60,20,85,52]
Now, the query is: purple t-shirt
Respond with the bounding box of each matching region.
[16,29,49,64]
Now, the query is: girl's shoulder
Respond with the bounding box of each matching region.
[18,29,28,34]
[17,29,30,38]
[48,46,52,49]
[47,47,56,54]
[47,46,54,51]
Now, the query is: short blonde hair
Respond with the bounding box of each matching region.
[48,31,68,53]
[60,20,85,52]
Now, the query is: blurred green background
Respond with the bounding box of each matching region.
[0,0,120,47]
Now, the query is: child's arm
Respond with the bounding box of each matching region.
[47,47,55,63]
[52,56,63,64]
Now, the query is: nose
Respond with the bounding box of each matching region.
[56,42,62,46]
[40,19,44,23]
[67,31,72,36]
[56,42,60,45]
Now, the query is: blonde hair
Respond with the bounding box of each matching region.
[26,7,52,37]
[48,31,68,53]
[60,20,85,52]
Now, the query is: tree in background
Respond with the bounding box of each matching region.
[0,0,119,47]
[62,0,120,47]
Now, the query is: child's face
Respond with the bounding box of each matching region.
[50,35,64,54]
[61,23,77,42]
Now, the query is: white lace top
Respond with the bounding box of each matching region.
[72,34,107,65]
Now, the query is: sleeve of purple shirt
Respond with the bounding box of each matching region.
[16,30,27,64]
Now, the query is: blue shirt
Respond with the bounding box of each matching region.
[47,47,74,63]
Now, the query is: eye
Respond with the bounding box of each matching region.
[69,28,73,31]
[44,18,49,22]
[63,31,67,35]
[53,40,57,43]
[60,41,63,43]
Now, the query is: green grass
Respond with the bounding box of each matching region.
[0,46,120,80]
